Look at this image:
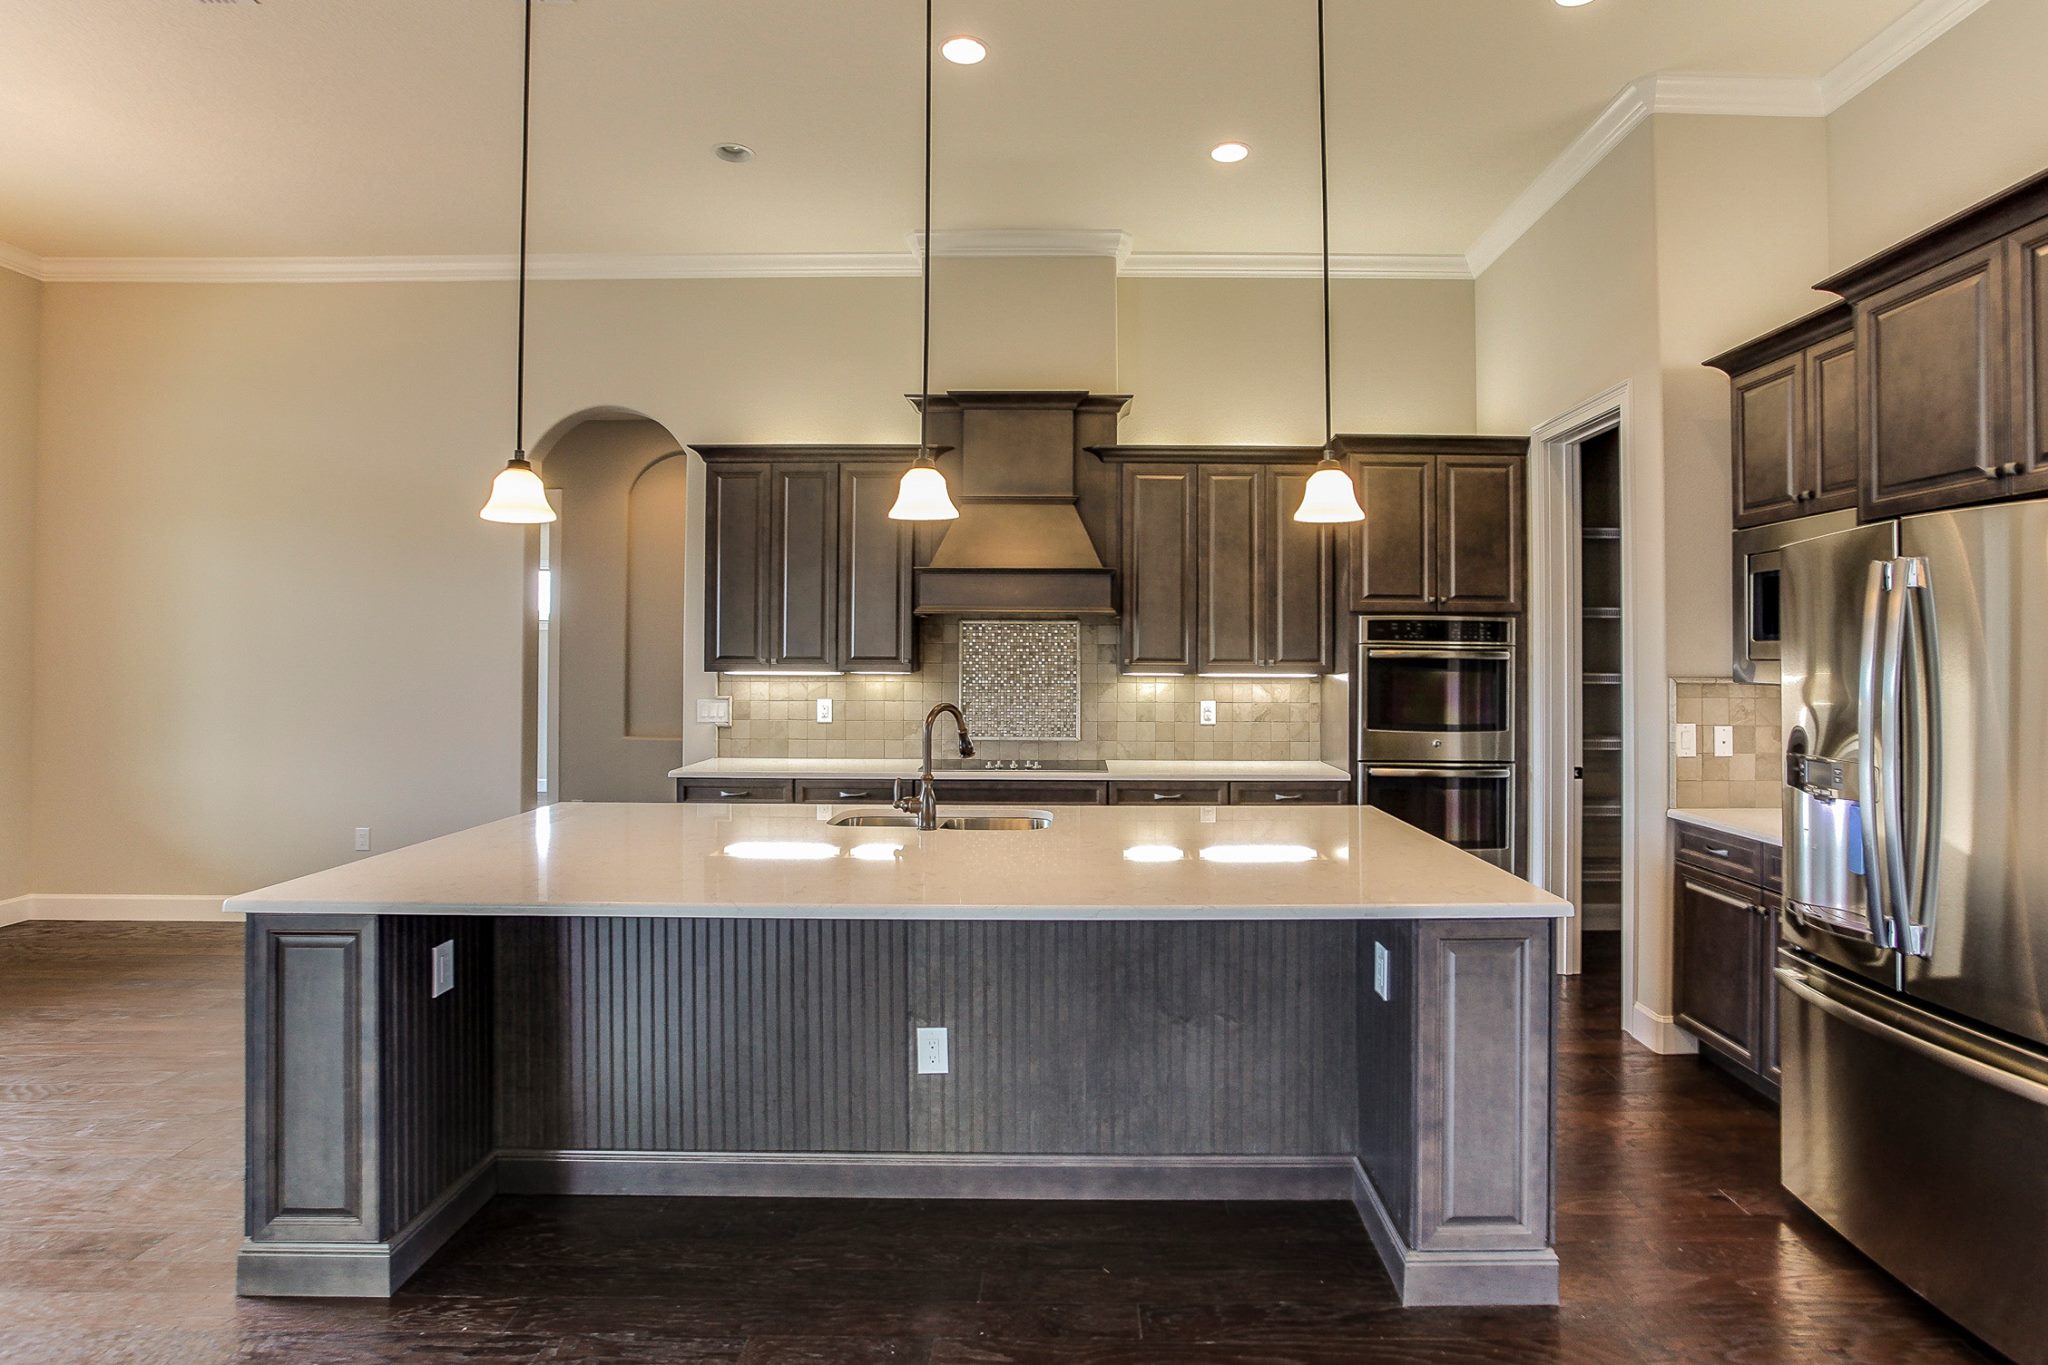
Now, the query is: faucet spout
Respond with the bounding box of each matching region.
[898,703,975,831]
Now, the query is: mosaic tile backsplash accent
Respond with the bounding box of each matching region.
[1670,677,1783,809]
[718,619,1322,762]
[958,620,1081,741]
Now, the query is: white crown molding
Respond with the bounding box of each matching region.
[909,228,1134,263]
[0,239,45,280]
[34,251,919,284]
[1821,0,1988,112]
[1643,71,1826,118]
[1465,78,1656,277]
[1120,252,1472,281]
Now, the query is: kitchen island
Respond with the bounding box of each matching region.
[232,802,1568,1306]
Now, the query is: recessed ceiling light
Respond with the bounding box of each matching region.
[1210,141,1250,164]
[941,35,987,64]
[713,142,755,164]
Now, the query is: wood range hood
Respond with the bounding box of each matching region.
[909,390,1131,616]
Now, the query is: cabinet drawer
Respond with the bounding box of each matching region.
[1674,824,1763,882]
[675,779,795,803]
[794,779,900,803]
[1229,781,1350,806]
[930,780,1107,806]
[1109,780,1230,806]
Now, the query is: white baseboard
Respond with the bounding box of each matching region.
[0,893,240,923]
[1628,1001,1701,1055]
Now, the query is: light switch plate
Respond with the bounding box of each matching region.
[696,697,732,727]
[816,698,833,724]
[1713,724,1735,757]
[1675,723,1697,758]
[1373,942,1390,1001]
[431,940,455,998]
[354,826,372,853]
[1199,700,1217,726]
[916,1026,949,1075]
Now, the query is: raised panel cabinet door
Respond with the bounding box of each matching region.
[1672,869,1762,1068]
[1730,355,1805,527]
[838,465,915,673]
[1806,333,1860,511]
[704,462,771,670]
[2013,220,2048,498]
[1120,464,1197,673]
[1436,455,1524,613]
[1263,467,1334,672]
[1860,242,2011,518]
[1350,453,1435,611]
[1197,465,1263,671]
[769,464,839,670]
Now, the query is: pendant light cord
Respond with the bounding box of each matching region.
[515,0,532,459]
[1317,0,1332,453]
[917,0,934,463]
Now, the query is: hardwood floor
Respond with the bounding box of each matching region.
[0,922,1993,1363]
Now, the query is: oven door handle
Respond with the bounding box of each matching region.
[1365,766,1515,780]
[1365,647,1513,662]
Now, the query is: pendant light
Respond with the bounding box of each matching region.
[1294,0,1366,525]
[889,0,961,522]
[480,0,556,525]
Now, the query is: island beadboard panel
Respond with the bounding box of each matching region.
[717,617,1321,762]
[491,917,1359,1158]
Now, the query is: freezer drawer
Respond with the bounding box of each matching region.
[1778,952,2048,1365]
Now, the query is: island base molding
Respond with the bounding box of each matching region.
[241,913,1556,1306]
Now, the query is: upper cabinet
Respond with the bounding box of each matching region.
[699,447,921,674]
[1806,168,2048,520]
[1705,304,1858,528]
[1100,450,1334,676]
[1337,437,1526,614]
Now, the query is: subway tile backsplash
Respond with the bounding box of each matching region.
[1669,677,1782,809]
[718,618,1322,762]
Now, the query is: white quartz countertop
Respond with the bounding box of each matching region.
[229,802,1567,922]
[669,758,1351,782]
[1668,807,1783,846]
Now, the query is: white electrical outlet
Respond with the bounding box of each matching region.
[431,940,456,998]
[816,698,833,724]
[1374,941,1391,1001]
[916,1026,949,1075]
[1675,723,1697,758]
[354,827,372,853]
[1200,805,1217,823]
[1199,699,1217,726]
[1713,724,1735,758]
[696,697,733,727]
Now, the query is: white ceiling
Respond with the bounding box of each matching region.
[0,0,1948,267]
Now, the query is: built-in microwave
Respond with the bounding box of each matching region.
[1732,510,1855,683]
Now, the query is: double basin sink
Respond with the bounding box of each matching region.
[827,808,1053,832]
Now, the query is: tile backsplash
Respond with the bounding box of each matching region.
[1669,677,1782,809]
[718,619,1322,762]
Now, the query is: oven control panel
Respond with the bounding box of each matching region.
[1362,617,1512,646]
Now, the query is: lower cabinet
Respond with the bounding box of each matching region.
[678,776,1352,806]
[1671,825,1782,1097]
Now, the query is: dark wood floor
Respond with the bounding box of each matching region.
[0,922,1993,1364]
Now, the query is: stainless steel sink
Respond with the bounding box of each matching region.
[828,809,1052,831]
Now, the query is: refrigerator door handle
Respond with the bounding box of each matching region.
[1896,556,1943,959]
[1856,559,1900,949]
[1776,966,2048,1106]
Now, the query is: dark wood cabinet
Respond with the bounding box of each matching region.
[699,447,921,674]
[680,773,1351,807]
[1338,437,1526,613]
[1266,467,1335,668]
[2014,215,2048,499]
[676,779,797,803]
[1707,305,1858,527]
[1119,464,1198,673]
[838,465,916,673]
[1671,821,1781,1099]
[1197,466,1263,672]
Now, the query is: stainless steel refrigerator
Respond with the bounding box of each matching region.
[1778,500,2048,1365]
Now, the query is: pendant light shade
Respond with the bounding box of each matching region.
[888,463,959,520]
[891,0,960,522]
[479,1,555,525]
[480,455,555,523]
[1293,0,1365,526]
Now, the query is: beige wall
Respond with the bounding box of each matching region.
[0,266,38,901]
[1826,0,2048,270]
[1118,277,1477,441]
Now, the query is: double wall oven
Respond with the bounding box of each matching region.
[1356,617,1516,869]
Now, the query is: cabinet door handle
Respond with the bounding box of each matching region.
[1704,846,1733,858]
[835,790,868,799]
[717,790,748,799]
[1272,792,1305,801]
[1999,461,2023,477]
[1151,792,1184,801]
